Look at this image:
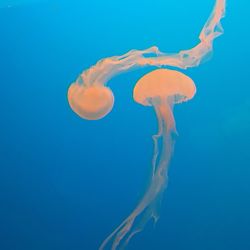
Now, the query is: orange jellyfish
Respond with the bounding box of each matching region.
[99,69,196,249]
[68,84,114,120]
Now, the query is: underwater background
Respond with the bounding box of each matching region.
[0,0,250,249]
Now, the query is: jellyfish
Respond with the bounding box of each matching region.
[67,0,226,249]
[68,84,114,120]
[99,69,196,249]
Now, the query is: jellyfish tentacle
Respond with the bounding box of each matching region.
[99,215,134,250]
[73,0,226,89]
[102,186,163,250]
[121,198,161,249]
[99,100,176,250]
[152,101,176,179]
[152,104,164,177]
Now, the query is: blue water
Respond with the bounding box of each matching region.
[0,1,250,249]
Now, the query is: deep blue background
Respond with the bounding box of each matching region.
[0,0,249,249]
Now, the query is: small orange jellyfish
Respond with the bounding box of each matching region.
[67,83,114,120]
[99,68,196,249]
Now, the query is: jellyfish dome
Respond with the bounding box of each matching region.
[133,68,196,106]
[68,83,114,120]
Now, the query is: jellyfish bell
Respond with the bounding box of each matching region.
[133,68,196,132]
[133,68,196,106]
[67,83,114,120]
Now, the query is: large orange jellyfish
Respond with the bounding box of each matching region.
[99,69,196,249]
[67,0,226,249]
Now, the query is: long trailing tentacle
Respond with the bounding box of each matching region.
[78,0,226,87]
[99,102,176,250]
